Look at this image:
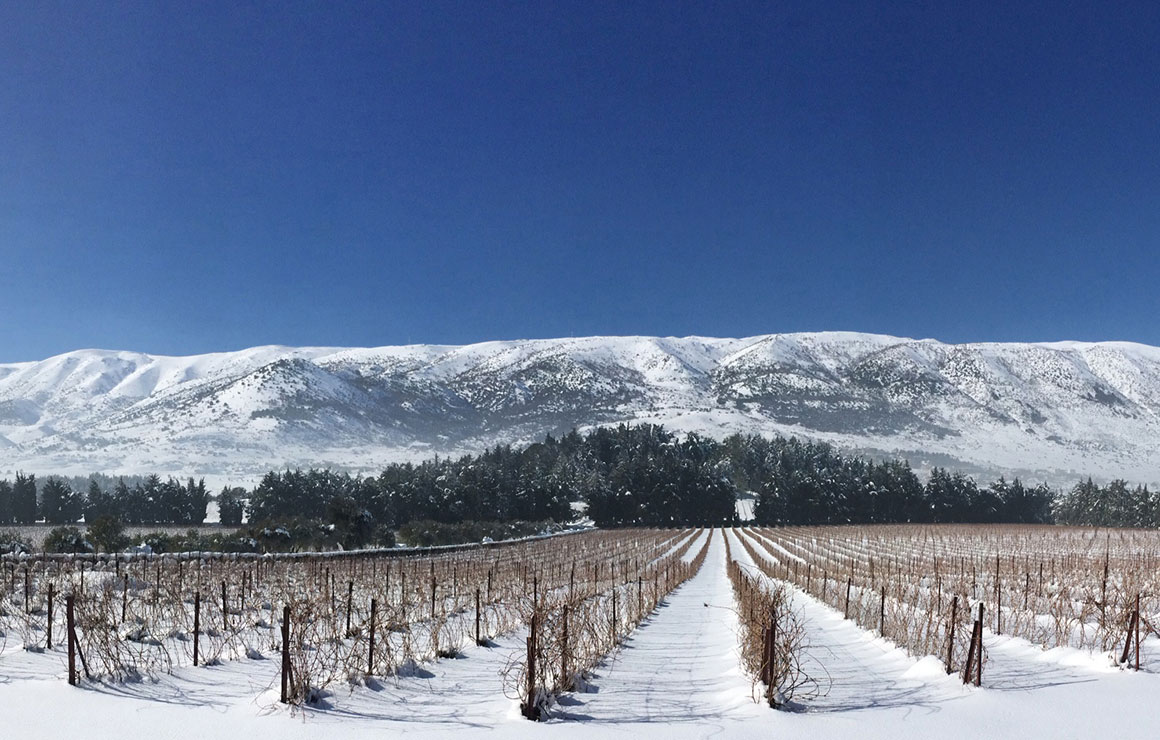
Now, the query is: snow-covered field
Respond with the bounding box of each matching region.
[2,529,1158,739]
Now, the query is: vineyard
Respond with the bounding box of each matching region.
[2,525,1159,739]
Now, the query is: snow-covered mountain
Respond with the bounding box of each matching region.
[3,333,1160,486]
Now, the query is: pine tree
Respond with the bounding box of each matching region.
[217,487,246,526]
[41,477,83,524]
[0,479,12,525]
[184,477,209,524]
[85,479,119,521]
[12,472,37,524]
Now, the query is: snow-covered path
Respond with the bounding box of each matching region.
[551,529,764,725]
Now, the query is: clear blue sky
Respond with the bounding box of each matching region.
[2,1,1158,362]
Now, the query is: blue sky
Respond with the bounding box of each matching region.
[2,1,1158,362]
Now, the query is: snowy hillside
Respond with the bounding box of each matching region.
[4,333,1160,485]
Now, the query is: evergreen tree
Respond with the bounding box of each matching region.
[41,477,76,524]
[85,478,119,521]
[217,486,246,526]
[0,478,12,525]
[1056,478,1102,525]
[12,472,37,524]
[184,477,209,524]
[112,478,136,523]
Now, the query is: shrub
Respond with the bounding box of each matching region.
[87,515,130,553]
[0,529,32,555]
[43,526,94,554]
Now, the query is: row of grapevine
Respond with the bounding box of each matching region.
[0,529,703,705]
[512,529,711,719]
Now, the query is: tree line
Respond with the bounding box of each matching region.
[3,425,1159,543]
[0,474,209,526]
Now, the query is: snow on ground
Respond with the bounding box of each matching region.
[547,529,764,727]
[4,528,1160,739]
[735,491,756,522]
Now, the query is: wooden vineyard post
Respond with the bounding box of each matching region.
[193,591,201,667]
[759,626,770,686]
[1136,593,1141,671]
[973,604,984,686]
[844,578,852,620]
[430,573,437,620]
[475,587,483,645]
[561,604,570,690]
[522,612,541,720]
[46,583,54,650]
[611,589,618,644]
[122,575,129,623]
[66,594,77,686]
[946,595,958,674]
[221,581,228,632]
[368,598,377,676]
[1100,553,1109,630]
[879,587,886,636]
[345,580,354,636]
[996,577,1002,635]
[280,605,291,704]
[963,617,980,685]
[1120,593,1140,670]
[766,604,778,705]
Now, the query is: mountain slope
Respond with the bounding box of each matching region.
[3,333,1160,485]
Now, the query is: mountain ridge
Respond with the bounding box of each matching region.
[3,332,1160,486]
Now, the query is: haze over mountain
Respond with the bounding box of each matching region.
[2,332,1159,486]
